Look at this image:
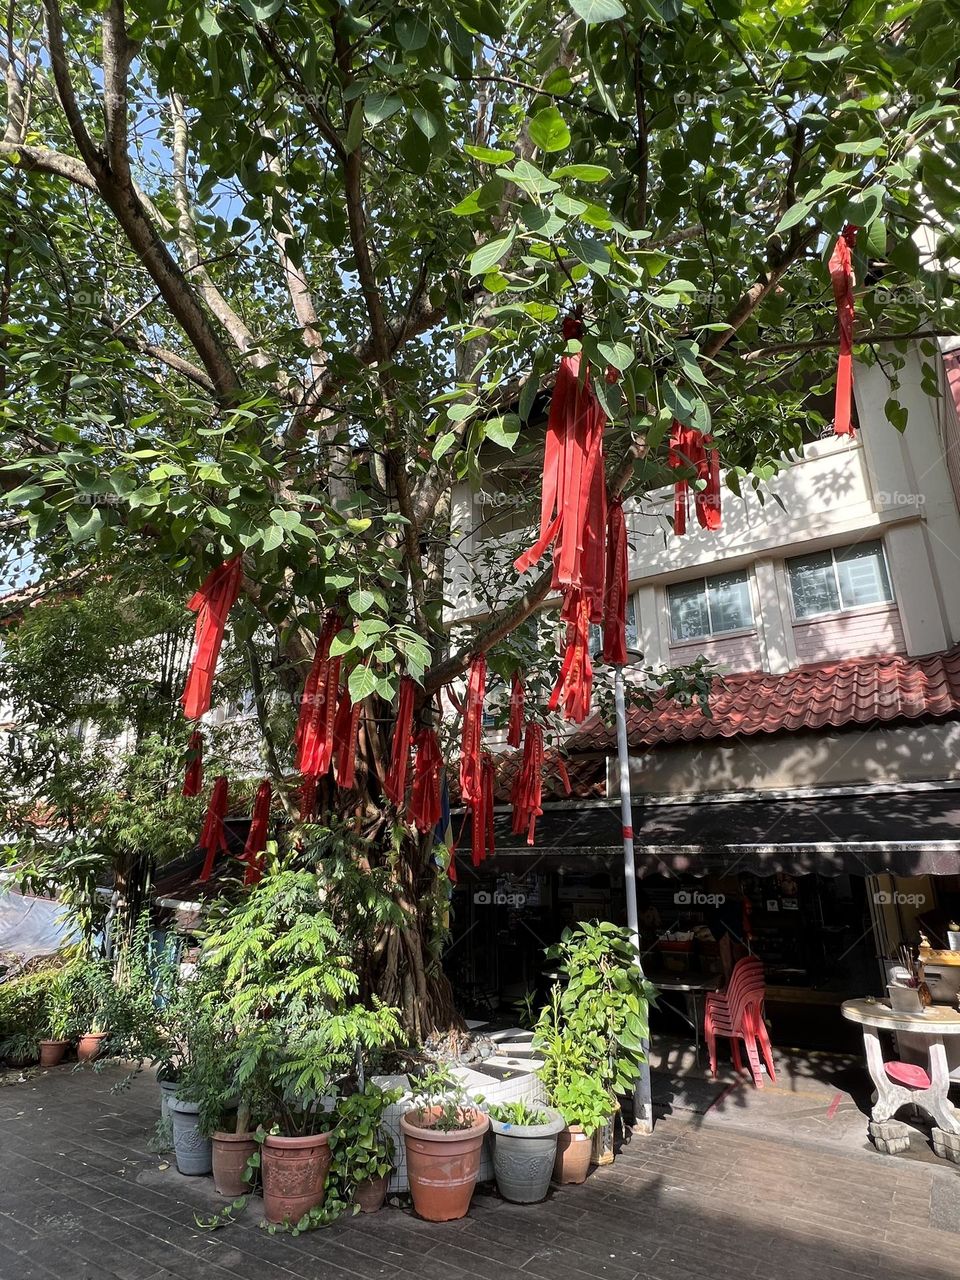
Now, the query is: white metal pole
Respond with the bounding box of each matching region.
[614,663,653,1135]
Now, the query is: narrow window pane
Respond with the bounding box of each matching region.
[836,540,892,608]
[706,572,752,633]
[789,551,840,618]
[626,595,639,652]
[669,581,710,640]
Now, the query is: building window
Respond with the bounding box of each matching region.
[787,540,893,619]
[668,570,753,641]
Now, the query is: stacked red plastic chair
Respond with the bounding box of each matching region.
[704,956,776,1088]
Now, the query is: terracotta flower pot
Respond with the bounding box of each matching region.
[261,1132,331,1225]
[39,1039,69,1068]
[76,1032,108,1063]
[212,1131,258,1198]
[553,1124,592,1185]
[353,1173,389,1213]
[401,1106,490,1222]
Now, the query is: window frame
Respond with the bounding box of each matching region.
[667,569,755,643]
[787,540,894,622]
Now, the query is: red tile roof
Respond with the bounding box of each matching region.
[567,648,960,752]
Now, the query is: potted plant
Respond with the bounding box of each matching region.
[329,1081,403,1213]
[488,1099,566,1203]
[401,1065,489,1222]
[70,953,114,1062]
[39,966,74,1067]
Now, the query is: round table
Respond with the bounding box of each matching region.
[841,999,960,1136]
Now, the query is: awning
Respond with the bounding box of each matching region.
[455,788,960,878]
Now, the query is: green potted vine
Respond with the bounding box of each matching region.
[69,953,114,1063]
[488,1100,566,1204]
[401,1065,490,1222]
[329,1081,403,1213]
[39,966,75,1067]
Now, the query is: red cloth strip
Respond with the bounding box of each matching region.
[198,775,229,882]
[669,420,721,534]
[333,687,361,790]
[830,224,858,436]
[242,779,272,887]
[181,557,242,720]
[296,615,340,777]
[555,757,572,796]
[459,655,486,806]
[511,722,544,846]
[548,591,594,723]
[181,730,204,797]
[602,497,628,665]
[409,727,443,833]
[383,676,415,805]
[471,751,497,867]
[299,775,318,821]
[507,673,525,748]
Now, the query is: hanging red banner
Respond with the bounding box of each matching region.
[511,722,544,846]
[242,779,272,887]
[383,676,415,805]
[507,673,525,748]
[181,730,204,797]
[409,727,443,834]
[602,496,628,665]
[295,615,340,778]
[669,420,721,534]
[181,557,242,720]
[332,687,362,790]
[459,655,486,806]
[198,775,229,882]
[829,224,859,436]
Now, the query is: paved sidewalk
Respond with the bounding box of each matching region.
[1,1065,959,1280]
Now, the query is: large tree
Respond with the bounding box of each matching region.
[1,0,958,1034]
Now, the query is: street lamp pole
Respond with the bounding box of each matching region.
[614,660,654,1135]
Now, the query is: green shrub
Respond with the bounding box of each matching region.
[0,964,65,1063]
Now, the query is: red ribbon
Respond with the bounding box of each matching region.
[383,676,415,805]
[514,319,607,619]
[198,775,229,882]
[471,751,497,867]
[409,727,443,833]
[549,591,593,724]
[507,673,524,748]
[459,655,486,806]
[511,722,544,846]
[333,687,362,790]
[299,775,318,821]
[296,615,340,778]
[602,496,628,665]
[669,421,721,534]
[242,779,272,887]
[830,224,858,436]
[181,730,204,797]
[555,756,572,796]
[181,557,242,720]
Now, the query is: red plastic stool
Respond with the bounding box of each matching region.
[884,1061,931,1090]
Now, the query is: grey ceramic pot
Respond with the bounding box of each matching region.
[489,1107,566,1204]
[168,1096,213,1176]
[158,1078,179,1124]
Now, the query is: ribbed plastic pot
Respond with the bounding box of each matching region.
[168,1097,213,1176]
[553,1124,592,1185]
[39,1039,69,1068]
[76,1032,108,1064]
[489,1108,565,1204]
[212,1131,258,1197]
[261,1133,331,1225]
[401,1107,490,1222]
[353,1173,389,1213]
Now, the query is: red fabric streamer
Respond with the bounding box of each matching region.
[383,676,415,806]
[555,757,572,796]
[181,557,243,720]
[409,727,443,834]
[602,497,628,665]
[181,730,204,797]
[548,591,594,724]
[669,421,721,534]
[242,779,272,887]
[296,615,341,778]
[299,775,318,822]
[459,655,487,805]
[511,722,544,846]
[332,687,362,790]
[514,318,607,620]
[471,752,497,867]
[830,224,858,436]
[507,673,525,748]
[198,775,229,882]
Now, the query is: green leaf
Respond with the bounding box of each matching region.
[568,0,626,23]
[597,341,634,371]
[396,13,430,49]
[5,483,45,504]
[484,413,521,449]
[65,507,104,544]
[260,524,283,552]
[865,216,886,258]
[345,99,364,155]
[364,94,402,125]
[529,107,571,153]
[469,228,515,276]
[349,665,377,702]
[464,144,514,163]
[553,164,611,183]
[432,431,457,460]
[772,201,812,236]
